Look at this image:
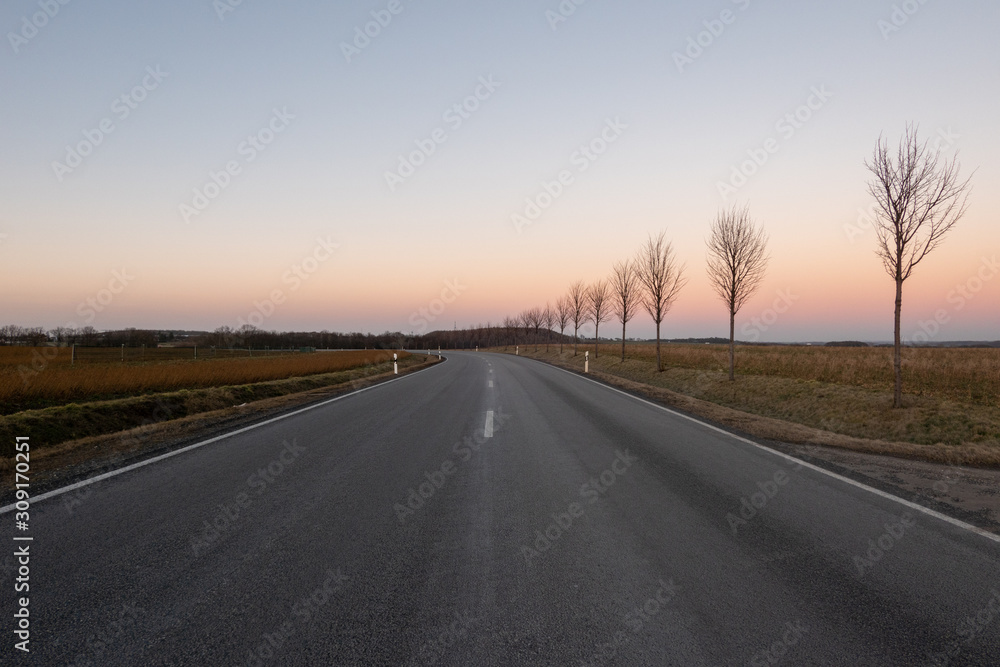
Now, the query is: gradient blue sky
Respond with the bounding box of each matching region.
[2,0,998,342]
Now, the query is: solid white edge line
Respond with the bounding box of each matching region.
[0,355,448,515]
[485,410,494,438]
[529,358,1000,545]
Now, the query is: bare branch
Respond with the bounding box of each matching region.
[568,281,588,356]
[706,204,769,380]
[865,124,974,407]
[705,204,769,316]
[635,231,687,371]
[610,259,640,361]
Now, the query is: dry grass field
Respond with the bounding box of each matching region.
[603,343,1000,406]
[0,347,404,414]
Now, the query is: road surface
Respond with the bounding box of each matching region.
[4,351,999,665]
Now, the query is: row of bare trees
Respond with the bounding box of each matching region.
[504,230,689,372]
[500,212,769,379]
[496,126,973,408]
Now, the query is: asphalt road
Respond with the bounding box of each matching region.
[4,351,1000,666]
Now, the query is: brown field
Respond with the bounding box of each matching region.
[0,347,405,414]
[591,343,1000,406]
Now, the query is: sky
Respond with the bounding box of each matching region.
[1,0,998,343]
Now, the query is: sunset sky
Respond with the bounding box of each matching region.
[2,0,998,343]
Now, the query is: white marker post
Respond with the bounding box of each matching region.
[585,351,589,374]
[438,346,441,359]
[516,346,519,356]
[393,353,398,375]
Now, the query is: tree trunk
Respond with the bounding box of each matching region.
[655,320,662,372]
[574,326,578,356]
[728,308,735,381]
[594,322,599,358]
[621,322,626,362]
[894,277,903,408]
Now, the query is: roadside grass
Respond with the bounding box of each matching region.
[0,352,428,459]
[1,348,403,414]
[506,344,1000,467]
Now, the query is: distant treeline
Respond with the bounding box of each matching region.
[2,324,995,350]
[0,323,566,351]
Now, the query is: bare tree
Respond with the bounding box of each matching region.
[556,297,571,354]
[502,315,517,349]
[588,280,612,358]
[542,304,555,353]
[568,281,588,356]
[610,260,640,363]
[706,205,769,381]
[518,310,532,350]
[636,231,687,372]
[866,125,973,408]
[524,307,543,352]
